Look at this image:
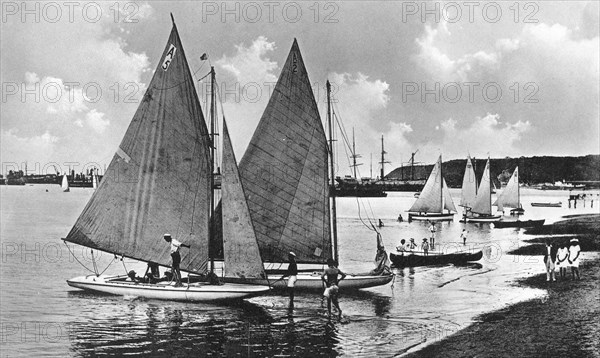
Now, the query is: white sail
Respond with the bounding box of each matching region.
[460,156,477,208]
[471,159,492,215]
[409,155,443,213]
[443,178,457,212]
[61,175,70,192]
[92,169,98,189]
[494,167,520,210]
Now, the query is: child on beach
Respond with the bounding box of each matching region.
[568,239,581,280]
[543,241,557,282]
[556,243,569,278]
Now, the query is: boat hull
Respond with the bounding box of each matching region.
[460,215,502,223]
[390,251,483,267]
[531,202,562,207]
[408,213,454,222]
[67,275,270,302]
[493,219,545,228]
[224,273,394,291]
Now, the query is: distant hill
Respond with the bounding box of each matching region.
[385,155,600,188]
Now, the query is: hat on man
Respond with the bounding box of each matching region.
[570,238,579,243]
[164,233,172,238]
[289,251,296,257]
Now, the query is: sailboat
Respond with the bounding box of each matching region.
[407,155,456,222]
[461,159,501,223]
[92,169,98,190]
[62,17,270,302]
[61,174,70,192]
[223,40,393,290]
[459,156,477,210]
[493,167,544,228]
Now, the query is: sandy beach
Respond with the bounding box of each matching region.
[406,214,600,358]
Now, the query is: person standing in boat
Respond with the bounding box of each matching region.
[321,258,346,318]
[163,233,190,287]
[568,239,581,280]
[408,238,417,251]
[396,239,407,255]
[428,222,436,249]
[280,252,298,309]
[543,241,557,282]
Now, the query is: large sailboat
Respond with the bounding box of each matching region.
[459,156,477,210]
[223,40,393,290]
[62,17,270,302]
[461,159,501,223]
[407,155,456,222]
[493,167,544,228]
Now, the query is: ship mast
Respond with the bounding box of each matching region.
[350,128,361,179]
[326,80,338,262]
[379,135,390,180]
[209,66,216,273]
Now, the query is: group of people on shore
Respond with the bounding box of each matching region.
[544,238,582,281]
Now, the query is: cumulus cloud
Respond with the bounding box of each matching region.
[0,130,59,165]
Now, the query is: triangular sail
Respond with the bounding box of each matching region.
[221,120,266,279]
[471,159,493,215]
[64,24,212,273]
[62,174,70,192]
[443,178,457,212]
[238,39,331,264]
[494,167,520,210]
[460,156,477,208]
[409,155,443,213]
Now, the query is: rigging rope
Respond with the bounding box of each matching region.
[64,242,96,274]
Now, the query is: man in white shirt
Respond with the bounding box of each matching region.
[163,233,190,286]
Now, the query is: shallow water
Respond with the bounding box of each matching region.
[1,185,598,357]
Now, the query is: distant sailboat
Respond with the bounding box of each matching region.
[495,166,523,214]
[407,155,456,222]
[493,167,545,228]
[461,159,501,223]
[224,40,393,290]
[62,17,269,301]
[61,174,70,192]
[92,169,98,190]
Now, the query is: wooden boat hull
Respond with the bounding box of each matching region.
[408,213,454,222]
[460,215,502,223]
[224,273,394,291]
[493,219,545,228]
[67,275,270,302]
[531,202,562,207]
[390,251,483,267]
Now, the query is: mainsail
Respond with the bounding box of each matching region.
[221,120,266,279]
[238,39,331,264]
[64,23,212,274]
[460,156,477,208]
[409,155,454,213]
[494,166,520,211]
[471,159,493,215]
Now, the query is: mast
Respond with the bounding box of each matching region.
[209,66,216,273]
[439,155,444,213]
[350,128,362,179]
[379,135,390,180]
[326,80,338,262]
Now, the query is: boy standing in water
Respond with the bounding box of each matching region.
[421,238,429,256]
[280,252,298,309]
[429,222,436,249]
[321,258,346,318]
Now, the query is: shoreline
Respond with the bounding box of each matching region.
[404,214,600,358]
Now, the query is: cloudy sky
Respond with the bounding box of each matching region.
[1,1,598,177]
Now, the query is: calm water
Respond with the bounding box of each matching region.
[1,185,598,357]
